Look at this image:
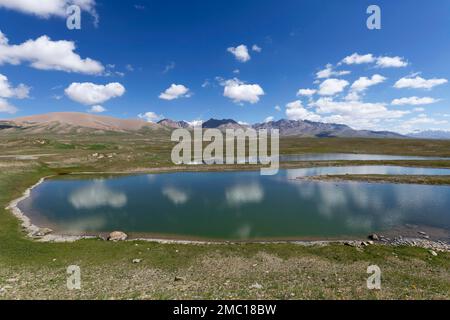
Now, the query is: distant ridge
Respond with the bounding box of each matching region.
[1,112,405,138]
[253,119,404,138]
[409,130,450,140]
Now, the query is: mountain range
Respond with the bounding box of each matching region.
[252,119,404,138]
[0,112,409,138]
[157,119,190,129]
[408,130,450,140]
[163,117,404,138]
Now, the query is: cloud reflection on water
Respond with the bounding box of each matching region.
[69,180,127,209]
[162,186,189,205]
[285,168,450,231]
[225,183,264,206]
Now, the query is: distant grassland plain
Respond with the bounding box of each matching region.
[0,132,449,299]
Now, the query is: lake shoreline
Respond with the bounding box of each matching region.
[5,175,91,242]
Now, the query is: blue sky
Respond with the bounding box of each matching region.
[0,0,449,133]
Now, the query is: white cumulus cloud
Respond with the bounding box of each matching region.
[65,82,125,105]
[285,100,321,122]
[0,73,30,99]
[376,56,408,68]
[350,74,386,92]
[297,88,317,96]
[398,114,448,133]
[0,31,104,74]
[252,44,262,52]
[227,45,251,62]
[138,112,162,123]
[316,64,350,79]
[88,105,106,113]
[222,78,264,104]
[0,0,98,24]
[0,98,17,113]
[310,97,409,129]
[0,73,30,114]
[159,84,191,100]
[391,96,440,106]
[394,76,448,90]
[318,78,349,96]
[290,53,448,132]
[341,53,407,68]
[341,53,375,65]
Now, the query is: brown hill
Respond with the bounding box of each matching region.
[2,112,162,134]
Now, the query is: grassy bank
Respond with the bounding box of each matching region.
[280,137,450,157]
[0,135,449,299]
[304,174,450,186]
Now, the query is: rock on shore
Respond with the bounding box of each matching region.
[107,231,128,241]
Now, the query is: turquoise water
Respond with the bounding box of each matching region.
[19,166,450,240]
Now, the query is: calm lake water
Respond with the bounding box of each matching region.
[19,165,450,241]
